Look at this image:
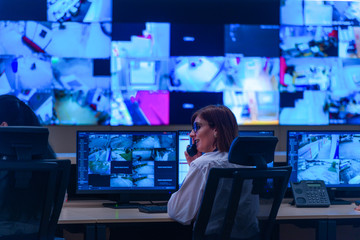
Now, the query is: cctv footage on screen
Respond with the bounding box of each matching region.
[77,131,177,191]
[287,131,360,187]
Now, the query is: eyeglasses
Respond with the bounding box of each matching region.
[192,122,202,133]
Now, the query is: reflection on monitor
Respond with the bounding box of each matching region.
[287,130,360,201]
[177,130,274,186]
[76,130,178,205]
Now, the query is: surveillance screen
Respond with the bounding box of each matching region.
[287,131,360,187]
[281,0,360,26]
[0,21,111,58]
[77,131,177,191]
[47,0,112,23]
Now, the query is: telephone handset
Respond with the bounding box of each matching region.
[291,180,330,207]
[186,141,198,157]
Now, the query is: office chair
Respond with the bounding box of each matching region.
[192,166,291,240]
[192,136,292,240]
[0,159,71,240]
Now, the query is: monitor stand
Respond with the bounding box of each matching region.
[102,195,142,209]
[328,190,351,205]
[102,202,141,209]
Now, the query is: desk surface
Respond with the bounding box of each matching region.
[59,200,173,224]
[278,199,360,220]
[58,199,360,225]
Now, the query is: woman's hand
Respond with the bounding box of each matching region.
[184,149,202,166]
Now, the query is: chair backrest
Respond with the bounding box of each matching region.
[0,159,71,240]
[193,166,292,240]
[45,159,71,240]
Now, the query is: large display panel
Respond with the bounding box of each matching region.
[287,130,360,201]
[76,130,178,204]
[6,0,360,126]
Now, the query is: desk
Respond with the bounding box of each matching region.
[59,200,191,240]
[58,199,360,240]
[277,199,360,240]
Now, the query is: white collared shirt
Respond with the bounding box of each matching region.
[167,151,259,238]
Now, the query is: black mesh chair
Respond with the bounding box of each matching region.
[0,159,71,240]
[192,136,292,240]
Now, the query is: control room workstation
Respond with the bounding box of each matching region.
[72,129,360,210]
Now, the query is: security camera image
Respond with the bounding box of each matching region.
[47,0,112,23]
[88,148,111,175]
[281,0,360,26]
[224,91,279,125]
[51,58,111,125]
[0,55,54,125]
[170,57,227,92]
[154,148,176,161]
[279,91,329,125]
[110,173,155,188]
[280,26,338,58]
[77,131,177,190]
[109,135,133,149]
[112,22,170,58]
[279,57,338,92]
[110,57,169,92]
[338,26,360,58]
[288,132,360,186]
[0,21,111,58]
[0,55,53,90]
[329,91,360,125]
[132,134,176,149]
[133,161,154,175]
[110,90,169,126]
[132,149,153,161]
[111,148,132,161]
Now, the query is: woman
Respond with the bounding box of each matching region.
[167,105,259,240]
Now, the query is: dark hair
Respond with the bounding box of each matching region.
[0,95,41,126]
[0,94,56,159]
[191,105,238,152]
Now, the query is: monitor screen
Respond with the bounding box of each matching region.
[76,130,178,202]
[177,130,274,186]
[287,130,360,189]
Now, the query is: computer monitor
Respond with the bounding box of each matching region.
[76,130,178,207]
[287,130,360,203]
[177,130,274,186]
[0,126,49,161]
[228,136,279,194]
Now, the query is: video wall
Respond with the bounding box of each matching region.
[1,0,360,126]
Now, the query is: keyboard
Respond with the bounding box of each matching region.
[138,205,167,213]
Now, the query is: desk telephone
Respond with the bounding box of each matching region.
[291,180,330,207]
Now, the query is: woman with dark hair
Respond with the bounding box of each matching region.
[0,94,56,159]
[167,105,259,240]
